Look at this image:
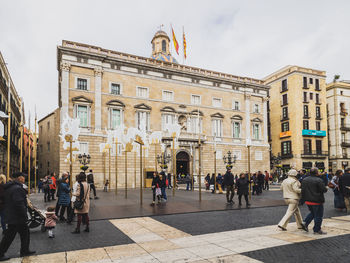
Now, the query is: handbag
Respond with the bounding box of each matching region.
[73,183,89,210]
[155,187,162,196]
[328,182,335,189]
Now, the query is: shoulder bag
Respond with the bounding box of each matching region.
[73,183,89,210]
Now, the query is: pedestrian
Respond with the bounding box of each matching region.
[54,174,63,218]
[87,169,98,199]
[301,167,328,234]
[42,175,50,202]
[151,172,161,205]
[38,179,43,193]
[236,173,250,208]
[278,169,307,231]
[68,174,80,224]
[167,173,172,189]
[72,173,90,234]
[103,179,109,192]
[185,173,191,191]
[264,171,270,190]
[339,168,350,214]
[223,168,235,204]
[57,173,71,221]
[0,172,35,261]
[49,172,57,201]
[205,174,210,191]
[257,171,264,194]
[159,172,167,202]
[0,175,6,234]
[217,173,223,194]
[330,170,345,211]
[252,173,258,195]
[45,206,58,238]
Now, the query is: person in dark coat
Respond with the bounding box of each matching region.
[210,174,216,193]
[0,172,35,261]
[159,172,167,202]
[151,172,161,205]
[167,173,172,189]
[330,170,345,210]
[257,171,264,194]
[339,167,350,214]
[236,173,250,207]
[223,169,235,204]
[57,173,71,221]
[87,169,98,199]
[205,174,210,190]
[42,175,50,202]
[0,175,6,233]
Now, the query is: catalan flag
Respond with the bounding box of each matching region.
[172,27,179,55]
[183,28,187,59]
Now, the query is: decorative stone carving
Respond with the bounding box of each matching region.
[178,115,187,131]
[60,62,71,71]
[94,67,103,77]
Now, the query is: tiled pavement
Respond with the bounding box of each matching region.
[8,215,350,262]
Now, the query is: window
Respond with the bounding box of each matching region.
[316,140,322,154]
[110,108,122,129]
[233,101,240,111]
[162,90,174,101]
[79,142,89,154]
[316,93,320,104]
[253,104,259,113]
[253,123,260,140]
[342,133,346,143]
[309,92,313,100]
[136,111,150,131]
[282,94,288,105]
[110,83,121,95]
[303,139,312,153]
[47,142,50,152]
[76,105,89,127]
[303,92,308,102]
[282,107,288,119]
[281,141,292,155]
[341,118,345,127]
[303,77,308,88]
[191,95,201,105]
[341,91,343,95]
[303,120,309,130]
[281,79,288,92]
[136,87,148,98]
[162,114,175,131]
[315,79,320,90]
[303,105,309,118]
[212,98,222,108]
[232,122,241,138]
[162,40,166,52]
[77,78,88,90]
[212,119,223,138]
[190,116,202,134]
[281,122,289,132]
[309,78,313,84]
[316,121,321,131]
[316,106,321,119]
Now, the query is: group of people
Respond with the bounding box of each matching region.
[329,169,350,213]
[151,171,168,205]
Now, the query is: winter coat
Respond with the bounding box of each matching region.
[223,172,234,186]
[301,175,327,203]
[217,174,223,184]
[0,184,5,211]
[58,182,71,206]
[49,176,57,190]
[87,173,94,184]
[73,182,90,214]
[159,177,166,188]
[339,173,350,197]
[45,211,58,227]
[3,181,27,224]
[71,182,79,202]
[151,176,161,188]
[257,173,265,184]
[236,178,249,195]
[280,177,301,200]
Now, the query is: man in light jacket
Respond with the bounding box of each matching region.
[278,169,307,231]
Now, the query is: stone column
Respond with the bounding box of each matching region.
[245,94,251,145]
[263,97,269,145]
[60,62,70,123]
[94,67,103,131]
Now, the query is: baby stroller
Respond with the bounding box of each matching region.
[27,198,46,232]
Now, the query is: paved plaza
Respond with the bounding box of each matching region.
[1,187,349,262]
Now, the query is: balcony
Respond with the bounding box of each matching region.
[302,85,309,89]
[340,125,350,131]
[341,140,350,147]
[301,151,328,159]
[280,115,289,121]
[280,152,293,159]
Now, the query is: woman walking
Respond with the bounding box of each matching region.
[330,170,346,211]
[72,172,90,234]
[151,172,161,205]
[0,175,6,233]
[236,173,250,208]
[57,173,71,221]
[159,172,167,202]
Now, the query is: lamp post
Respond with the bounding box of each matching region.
[135,135,144,204]
[77,153,91,171]
[124,142,133,198]
[223,151,237,170]
[156,151,171,170]
[213,134,217,194]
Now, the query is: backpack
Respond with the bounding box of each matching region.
[47,178,53,185]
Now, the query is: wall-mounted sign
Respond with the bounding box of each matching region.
[280,131,292,138]
[302,129,326,137]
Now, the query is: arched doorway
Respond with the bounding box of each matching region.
[176,151,190,176]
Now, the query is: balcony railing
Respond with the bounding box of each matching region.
[301,151,328,158]
[280,152,293,159]
[340,125,350,131]
[341,141,350,147]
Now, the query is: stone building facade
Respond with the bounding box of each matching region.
[327,80,350,171]
[264,66,328,173]
[0,52,22,175]
[42,31,270,187]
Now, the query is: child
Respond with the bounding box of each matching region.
[104,180,109,192]
[45,206,58,238]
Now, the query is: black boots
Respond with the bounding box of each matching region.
[84,227,89,232]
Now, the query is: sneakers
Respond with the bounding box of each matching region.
[299,224,308,232]
[278,225,287,231]
[94,196,99,199]
[314,230,327,235]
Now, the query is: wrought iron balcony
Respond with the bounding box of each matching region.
[340,125,350,131]
[280,152,293,159]
[301,151,328,158]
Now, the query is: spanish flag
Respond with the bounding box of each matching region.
[172,27,179,55]
[183,28,187,59]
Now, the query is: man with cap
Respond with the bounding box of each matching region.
[223,168,235,204]
[0,172,35,261]
[278,169,307,231]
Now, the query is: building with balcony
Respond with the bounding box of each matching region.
[264,66,328,173]
[327,80,350,171]
[40,30,271,188]
[0,52,23,175]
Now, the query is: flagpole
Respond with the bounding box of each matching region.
[182,26,185,65]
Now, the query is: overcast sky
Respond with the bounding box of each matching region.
[1,0,350,127]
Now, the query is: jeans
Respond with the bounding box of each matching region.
[89,184,97,197]
[264,181,269,190]
[304,204,324,233]
[161,187,167,200]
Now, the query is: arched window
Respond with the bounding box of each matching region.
[162,40,166,52]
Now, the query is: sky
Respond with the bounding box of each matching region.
[1,0,350,127]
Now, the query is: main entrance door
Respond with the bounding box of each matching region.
[176,151,190,176]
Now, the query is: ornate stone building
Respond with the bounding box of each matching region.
[42,30,270,187]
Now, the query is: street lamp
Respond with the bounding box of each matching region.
[156,150,171,170]
[223,151,237,170]
[78,153,91,171]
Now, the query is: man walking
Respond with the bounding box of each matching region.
[257,171,264,194]
[278,169,307,231]
[339,168,350,214]
[87,170,98,199]
[302,167,328,234]
[223,168,235,204]
[264,171,270,190]
[0,172,35,261]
